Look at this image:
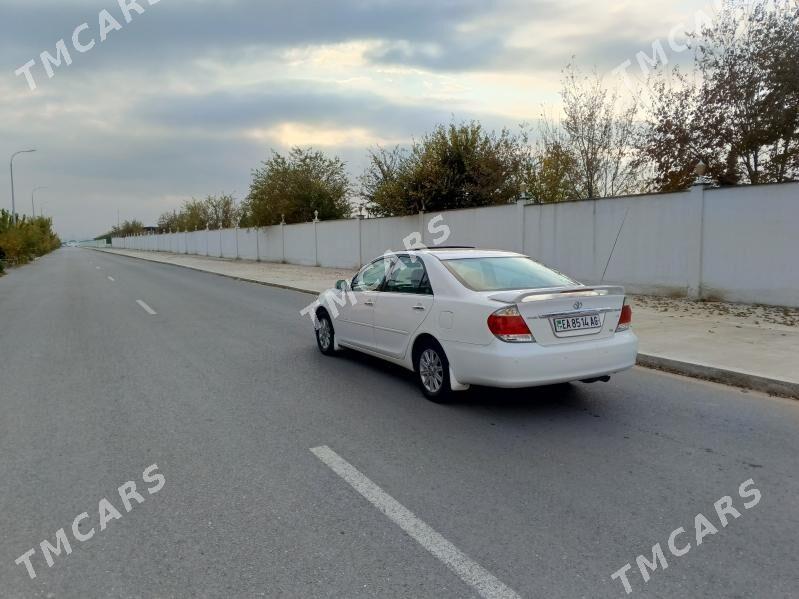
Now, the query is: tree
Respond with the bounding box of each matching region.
[540,64,643,200]
[641,0,799,189]
[177,199,212,231]
[157,210,180,232]
[204,194,240,229]
[359,146,410,217]
[361,121,526,216]
[157,195,241,231]
[96,219,144,242]
[637,71,723,191]
[243,148,352,226]
[520,124,579,203]
[112,220,144,237]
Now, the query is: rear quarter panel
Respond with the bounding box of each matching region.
[420,256,497,346]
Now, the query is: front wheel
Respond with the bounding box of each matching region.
[416,341,452,402]
[315,312,336,356]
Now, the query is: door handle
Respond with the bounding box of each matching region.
[412,305,426,311]
[364,300,375,306]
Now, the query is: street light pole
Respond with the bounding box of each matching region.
[10,149,36,224]
[31,186,48,219]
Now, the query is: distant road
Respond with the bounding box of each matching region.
[1,248,797,598]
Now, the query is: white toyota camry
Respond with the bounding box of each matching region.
[312,248,638,401]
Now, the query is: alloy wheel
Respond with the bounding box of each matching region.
[419,348,444,394]
[318,318,332,351]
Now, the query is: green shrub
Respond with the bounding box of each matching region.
[0,209,61,266]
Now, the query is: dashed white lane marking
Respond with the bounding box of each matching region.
[310,446,521,599]
[136,300,157,315]
[107,276,115,282]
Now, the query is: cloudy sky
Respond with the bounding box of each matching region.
[0,0,712,239]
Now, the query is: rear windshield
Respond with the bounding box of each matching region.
[442,257,577,291]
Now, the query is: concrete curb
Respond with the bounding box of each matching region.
[637,353,798,399]
[94,249,797,400]
[92,248,320,296]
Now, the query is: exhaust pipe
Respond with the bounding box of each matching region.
[581,376,611,384]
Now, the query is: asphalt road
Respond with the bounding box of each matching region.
[1,248,797,599]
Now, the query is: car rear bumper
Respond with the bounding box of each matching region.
[443,331,638,388]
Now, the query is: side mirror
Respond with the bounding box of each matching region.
[335,279,349,291]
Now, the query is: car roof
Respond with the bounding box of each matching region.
[409,248,524,260]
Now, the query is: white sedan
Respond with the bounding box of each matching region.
[312,248,638,402]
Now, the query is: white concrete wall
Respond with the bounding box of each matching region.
[111,181,799,307]
[520,190,697,295]
[361,215,419,260]
[220,229,238,259]
[187,231,200,255]
[259,226,283,262]
[702,184,799,306]
[238,228,259,260]
[284,223,316,265]
[316,219,360,269]
[429,204,521,251]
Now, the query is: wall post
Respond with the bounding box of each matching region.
[280,219,286,264]
[687,182,707,300]
[357,214,364,268]
[313,210,320,267]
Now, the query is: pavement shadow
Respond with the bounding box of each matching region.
[331,347,590,414]
[456,382,587,411]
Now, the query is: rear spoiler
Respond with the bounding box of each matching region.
[488,285,626,304]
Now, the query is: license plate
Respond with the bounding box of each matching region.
[552,313,602,334]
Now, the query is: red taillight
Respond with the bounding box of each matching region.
[616,301,632,332]
[487,306,535,343]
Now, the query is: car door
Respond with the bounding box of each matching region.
[372,255,435,358]
[336,256,392,349]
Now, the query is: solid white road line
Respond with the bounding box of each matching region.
[136,300,157,315]
[107,276,115,282]
[310,446,521,599]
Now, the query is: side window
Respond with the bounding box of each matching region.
[352,258,391,291]
[385,256,433,295]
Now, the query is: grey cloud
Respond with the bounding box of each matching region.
[1,0,662,89]
[0,0,496,71]
[131,83,472,136]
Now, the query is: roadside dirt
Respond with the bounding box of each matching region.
[631,294,799,329]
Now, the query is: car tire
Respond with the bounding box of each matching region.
[315,312,336,356]
[416,340,452,402]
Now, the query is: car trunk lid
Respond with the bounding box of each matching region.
[487,286,626,346]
